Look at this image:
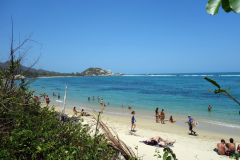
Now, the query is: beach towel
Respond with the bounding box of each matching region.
[139,141,174,148]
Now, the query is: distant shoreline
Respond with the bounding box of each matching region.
[37,75,124,78]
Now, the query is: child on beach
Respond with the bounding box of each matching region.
[169,116,177,123]
[131,111,136,131]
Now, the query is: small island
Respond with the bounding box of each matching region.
[76,68,124,76]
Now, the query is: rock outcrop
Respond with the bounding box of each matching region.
[77,68,124,76]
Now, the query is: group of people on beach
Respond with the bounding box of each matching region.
[73,107,90,116]
[88,96,109,107]
[41,92,61,106]
[215,138,240,155]
[155,108,177,124]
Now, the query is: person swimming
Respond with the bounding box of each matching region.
[208,105,212,111]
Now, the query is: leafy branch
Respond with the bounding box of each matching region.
[204,77,240,105]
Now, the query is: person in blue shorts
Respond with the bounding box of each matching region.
[185,114,196,135]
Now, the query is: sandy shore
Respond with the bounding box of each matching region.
[44,103,240,160]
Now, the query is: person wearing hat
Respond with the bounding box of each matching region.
[185,114,196,135]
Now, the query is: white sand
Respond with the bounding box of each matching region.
[48,104,239,160]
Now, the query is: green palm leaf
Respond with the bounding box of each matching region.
[206,0,222,15]
[204,77,221,89]
[230,0,240,13]
[222,0,232,12]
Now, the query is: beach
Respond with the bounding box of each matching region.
[34,74,240,159]
[49,103,240,160]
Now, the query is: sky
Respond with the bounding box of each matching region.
[0,0,240,74]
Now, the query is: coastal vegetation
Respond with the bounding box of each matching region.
[0,25,132,159]
[0,25,178,160]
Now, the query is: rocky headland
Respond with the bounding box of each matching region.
[76,68,124,76]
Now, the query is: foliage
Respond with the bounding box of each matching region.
[162,148,178,160]
[204,77,240,105]
[231,153,240,160]
[0,56,120,159]
[206,0,240,15]
[154,149,161,159]
[0,25,121,159]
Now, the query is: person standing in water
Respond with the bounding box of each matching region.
[100,99,103,105]
[131,111,136,131]
[92,96,95,100]
[58,93,60,100]
[155,108,159,123]
[208,105,212,111]
[97,96,100,101]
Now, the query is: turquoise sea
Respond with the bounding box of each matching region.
[29,72,240,130]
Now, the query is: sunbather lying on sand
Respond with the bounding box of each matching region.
[144,136,176,147]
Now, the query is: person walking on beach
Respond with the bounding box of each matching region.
[155,108,159,123]
[58,93,60,100]
[160,109,165,124]
[208,105,212,111]
[131,111,136,131]
[46,95,50,106]
[185,114,196,135]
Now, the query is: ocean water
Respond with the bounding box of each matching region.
[29,72,240,129]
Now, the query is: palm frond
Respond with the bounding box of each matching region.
[204,77,221,89]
